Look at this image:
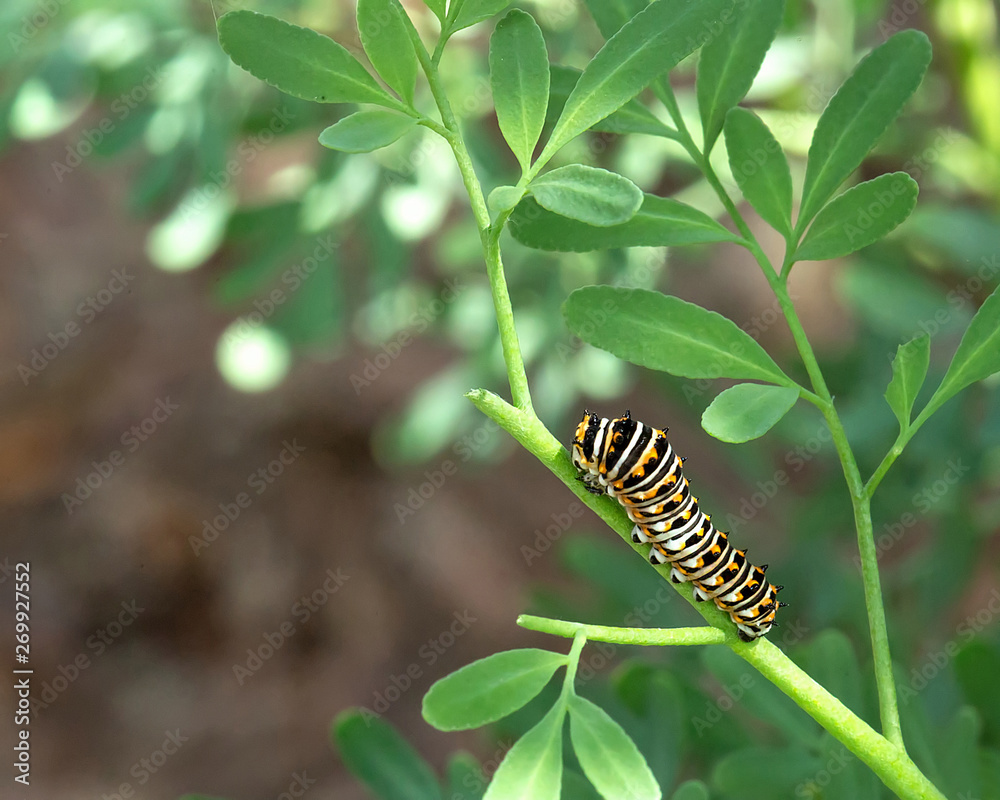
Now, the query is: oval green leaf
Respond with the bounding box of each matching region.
[488,184,527,214]
[357,0,418,105]
[422,649,567,731]
[795,172,918,261]
[490,9,550,171]
[333,709,443,800]
[884,334,930,429]
[217,10,396,107]
[701,383,799,443]
[798,30,931,230]
[563,287,795,385]
[541,0,736,162]
[697,0,785,152]
[484,703,565,800]
[926,282,1000,414]
[529,165,642,226]
[319,110,417,152]
[510,194,737,251]
[567,694,661,800]
[548,65,676,139]
[724,107,792,237]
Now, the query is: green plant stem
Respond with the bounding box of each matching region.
[520,615,726,646]
[653,84,904,749]
[769,267,903,750]
[409,26,534,414]
[518,614,943,800]
[865,400,936,498]
[561,631,588,695]
[429,31,922,789]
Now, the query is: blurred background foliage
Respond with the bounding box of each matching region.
[4,0,1000,798]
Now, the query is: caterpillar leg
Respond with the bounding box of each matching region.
[631,525,652,544]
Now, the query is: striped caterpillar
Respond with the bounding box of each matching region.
[571,411,784,641]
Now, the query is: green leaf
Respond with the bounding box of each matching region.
[333,710,442,800]
[724,108,792,237]
[563,287,795,385]
[542,0,736,161]
[884,334,930,429]
[583,0,647,39]
[567,694,661,800]
[510,195,737,251]
[423,649,567,731]
[447,752,487,800]
[697,0,785,152]
[357,0,418,105]
[795,172,918,261]
[488,185,527,214]
[701,384,799,443]
[423,0,446,22]
[670,781,710,800]
[319,110,417,152]
[927,283,1000,414]
[529,165,643,226]
[451,0,513,34]
[484,703,565,800]
[217,11,396,107]
[548,66,676,138]
[490,9,550,171]
[798,30,931,230]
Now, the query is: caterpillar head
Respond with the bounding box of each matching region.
[571,411,603,471]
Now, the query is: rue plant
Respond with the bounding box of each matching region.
[215,2,1000,798]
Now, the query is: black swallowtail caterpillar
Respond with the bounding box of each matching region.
[571,411,785,641]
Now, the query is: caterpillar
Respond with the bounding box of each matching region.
[571,410,785,641]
